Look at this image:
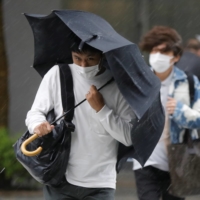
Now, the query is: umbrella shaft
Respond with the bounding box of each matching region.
[51,78,114,125]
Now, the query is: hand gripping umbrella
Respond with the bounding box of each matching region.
[19,10,164,169]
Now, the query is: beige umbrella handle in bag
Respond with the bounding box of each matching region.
[21,134,43,157]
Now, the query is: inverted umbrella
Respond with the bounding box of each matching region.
[23,10,164,167]
[25,9,160,119]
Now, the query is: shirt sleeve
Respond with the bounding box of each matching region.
[95,91,135,146]
[25,69,55,134]
[172,75,200,129]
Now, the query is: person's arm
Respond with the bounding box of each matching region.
[86,85,135,146]
[172,76,200,129]
[25,67,57,134]
[96,104,134,146]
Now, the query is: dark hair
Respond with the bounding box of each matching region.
[139,26,183,56]
[70,37,102,55]
[185,38,200,51]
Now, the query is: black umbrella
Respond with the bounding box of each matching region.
[25,9,161,119]
[24,10,164,167]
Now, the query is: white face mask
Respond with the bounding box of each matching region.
[72,63,100,79]
[149,52,173,73]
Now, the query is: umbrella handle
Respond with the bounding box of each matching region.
[21,134,43,157]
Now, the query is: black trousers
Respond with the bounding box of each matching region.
[43,180,115,200]
[134,166,185,200]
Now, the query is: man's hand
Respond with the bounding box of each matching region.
[166,97,177,115]
[86,85,105,112]
[33,121,54,137]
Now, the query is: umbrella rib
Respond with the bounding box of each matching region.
[78,35,98,51]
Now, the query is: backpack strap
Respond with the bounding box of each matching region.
[59,64,75,122]
[185,71,195,104]
[183,71,195,144]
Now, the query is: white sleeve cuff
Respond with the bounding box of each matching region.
[28,121,46,134]
[95,105,111,120]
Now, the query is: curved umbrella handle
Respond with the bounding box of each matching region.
[21,134,43,157]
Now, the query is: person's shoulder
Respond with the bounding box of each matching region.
[174,67,200,94]
[43,65,60,80]
[45,65,59,75]
[174,66,185,75]
[175,66,199,83]
[173,67,187,81]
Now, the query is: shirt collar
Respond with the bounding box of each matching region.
[161,69,173,86]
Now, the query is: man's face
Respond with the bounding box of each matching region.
[72,51,102,67]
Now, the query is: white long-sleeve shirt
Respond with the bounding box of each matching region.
[26,64,135,189]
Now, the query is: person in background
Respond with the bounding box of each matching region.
[185,38,200,57]
[177,38,200,79]
[132,26,200,200]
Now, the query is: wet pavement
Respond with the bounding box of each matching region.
[0,162,200,200]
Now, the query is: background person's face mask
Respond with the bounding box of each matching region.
[149,52,173,73]
[73,63,100,79]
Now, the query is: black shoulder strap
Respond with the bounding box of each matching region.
[185,71,195,104]
[59,64,75,121]
[184,71,195,144]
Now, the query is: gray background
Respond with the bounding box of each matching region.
[3,0,63,134]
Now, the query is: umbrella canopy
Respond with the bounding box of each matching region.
[25,9,161,119]
[25,10,132,76]
[24,10,164,167]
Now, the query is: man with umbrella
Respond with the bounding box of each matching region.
[24,10,164,199]
[26,36,135,199]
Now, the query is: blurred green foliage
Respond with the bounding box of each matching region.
[0,128,31,189]
[0,128,23,178]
